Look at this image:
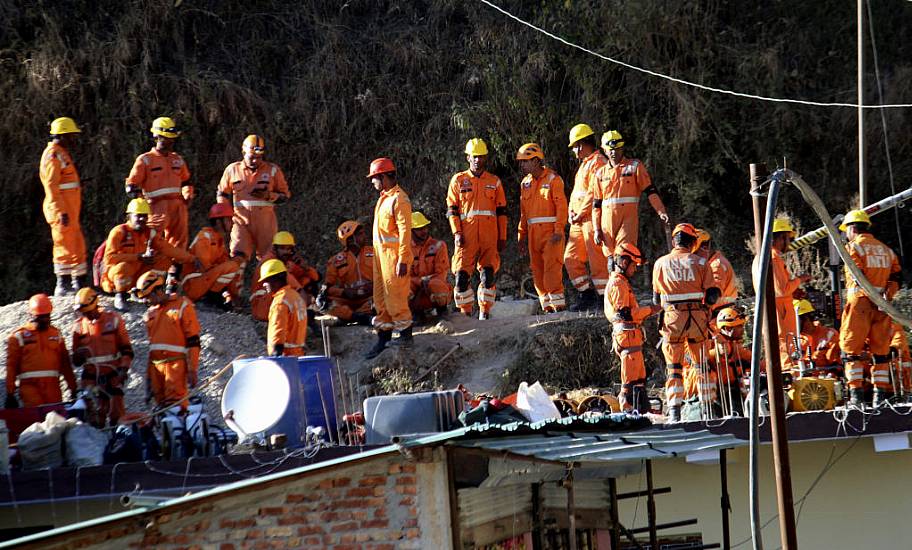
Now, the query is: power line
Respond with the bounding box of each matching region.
[479,0,912,110]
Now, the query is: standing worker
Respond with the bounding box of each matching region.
[693,229,738,328]
[4,294,76,408]
[591,131,669,264]
[259,259,308,357]
[408,211,452,318]
[516,143,568,313]
[318,221,374,326]
[604,244,661,412]
[447,138,507,319]
[71,288,134,426]
[652,223,720,421]
[125,117,193,249]
[216,135,290,266]
[838,210,902,407]
[564,123,609,311]
[890,322,911,400]
[135,272,200,410]
[364,158,413,359]
[40,117,88,295]
[180,203,243,308]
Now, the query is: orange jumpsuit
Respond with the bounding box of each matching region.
[101,224,195,293]
[564,151,609,294]
[181,227,241,302]
[839,233,901,390]
[752,249,803,370]
[653,246,715,408]
[40,142,87,277]
[324,246,374,321]
[144,295,200,409]
[72,309,133,424]
[250,252,320,321]
[446,170,507,315]
[790,322,841,371]
[126,148,191,249]
[518,168,568,312]
[217,161,290,261]
[684,336,750,405]
[709,251,738,308]
[373,185,413,332]
[890,323,911,393]
[604,271,653,410]
[267,286,308,356]
[591,157,656,255]
[409,238,452,312]
[6,323,76,407]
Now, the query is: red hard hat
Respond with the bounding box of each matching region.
[208,203,233,219]
[366,157,396,178]
[614,243,644,265]
[28,293,53,316]
[672,223,698,239]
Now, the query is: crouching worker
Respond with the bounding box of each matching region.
[409,211,452,319]
[180,203,243,308]
[317,220,374,326]
[260,259,308,357]
[135,272,199,411]
[604,243,661,413]
[251,231,320,321]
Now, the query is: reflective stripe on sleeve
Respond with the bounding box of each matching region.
[145,187,182,198]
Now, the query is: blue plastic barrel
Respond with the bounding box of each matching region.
[297,356,337,441]
[231,356,306,447]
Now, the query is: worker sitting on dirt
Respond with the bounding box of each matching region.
[125,117,194,249]
[790,299,841,376]
[564,123,609,311]
[838,210,902,408]
[135,272,200,411]
[517,143,568,313]
[260,259,308,357]
[653,223,720,422]
[101,198,197,311]
[591,130,669,268]
[447,138,507,320]
[41,117,89,296]
[180,203,243,309]
[692,229,738,329]
[604,243,661,412]
[408,211,452,320]
[71,288,134,427]
[317,220,374,326]
[890,322,911,400]
[250,231,320,321]
[4,294,77,409]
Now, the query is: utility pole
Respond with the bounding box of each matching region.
[857,0,866,207]
[749,164,799,550]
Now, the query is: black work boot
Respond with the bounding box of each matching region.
[667,405,682,422]
[72,275,88,292]
[391,326,413,348]
[364,330,392,359]
[872,389,888,408]
[569,287,599,312]
[632,385,649,414]
[848,388,865,408]
[54,275,72,297]
[350,312,373,326]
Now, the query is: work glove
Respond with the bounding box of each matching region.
[139,253,155,265]
[4,394,19,409]
[126,185,142,198]
[395,262,408,278]
[58,213,70,227]
[181,185,195,201]
[454,232,464,248]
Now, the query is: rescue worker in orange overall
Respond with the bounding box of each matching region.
[259,259,308,356]
[838,210,902,408]
[692,229,738,331]
[71,288,133,427]
[41,117,88,295]
[250,231,321,321]
[408,211,451,318]
[564,124,609,311]
[447,139,507,319]
[683,307,751,419]
[135,272,200,410]
[652,223,720,421]
[516,143,568,312]
[790,299,840,375]
[889,322,911,399]
[125,117,193,249]
[180,203,242,308]
[591,131,669,266]
[4,295,76,408]
[216,135,290,266]
[364,158,413,359]
[101,198,196,311]
[604,243,661,412]
[317,221,374,326]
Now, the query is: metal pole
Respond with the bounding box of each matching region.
[646,460,659,550]
[750,164,799,550]
[608,478,621,550]
[858,0,866,207]
[720,449,731,550]
[566,472,577,550]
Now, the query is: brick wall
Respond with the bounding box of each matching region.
[33,451,451,550]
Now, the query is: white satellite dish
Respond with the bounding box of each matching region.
[221,359,291,435]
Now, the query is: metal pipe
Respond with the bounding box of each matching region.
[645,460,658,549]
[566,472,577,550]
[120,493,171,508]
[720,449,731,550]
[608,477,621,550]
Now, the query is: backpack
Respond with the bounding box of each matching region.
[92,241,106,287]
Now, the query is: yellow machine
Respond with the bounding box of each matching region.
[788,377,839,412]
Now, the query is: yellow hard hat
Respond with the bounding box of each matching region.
[516,143,544,161]
[126,198,152,215]
[74,287,99,312]
[134,272,165,299]
[771,218,795,236]
[337,221,361,244]
[692,229,711,252]
[793,299,815,316]
[411,211,431,229]
[601,130,624,149]
[567,123,594,147]
[465,138,488,156]
[242,134,266,155]
[49,117,81,135]
[839,209,872,231]
[716,307,745,328]
[272,231,295,246]
[258,258,287,282]
[150,117,181,139]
